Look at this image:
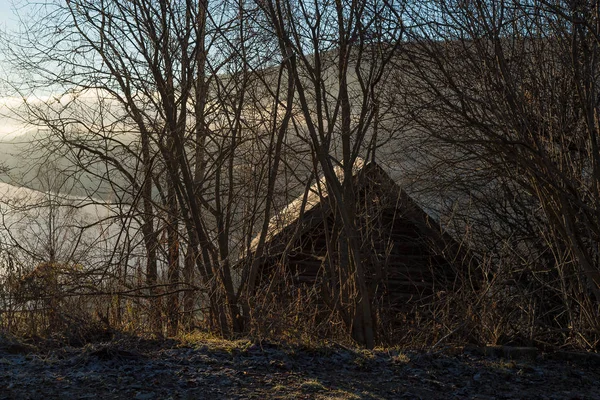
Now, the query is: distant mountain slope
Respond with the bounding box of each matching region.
[0,133,123,200]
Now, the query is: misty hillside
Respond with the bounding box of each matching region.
[0,132,129,200]
[0,181,141,274]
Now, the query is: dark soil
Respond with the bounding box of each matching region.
[1,335,599,399]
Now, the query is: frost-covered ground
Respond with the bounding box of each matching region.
[0,336,599,400]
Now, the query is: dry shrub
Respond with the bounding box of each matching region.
[1,247,598,350]
[0,260,153,344]
[379,256,600,351]
[0,264,111,345]
[245,267,353,346]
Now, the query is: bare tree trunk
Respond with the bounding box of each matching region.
[141,132,161,334]
[167,181,180,336]
[182,245,196,329]
[242,63,295,321]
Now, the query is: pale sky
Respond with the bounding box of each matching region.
[0,1,27,140]
[0,0,21,31]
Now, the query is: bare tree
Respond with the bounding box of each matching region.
[247,0,405,348]
[2,0,317,336]
[393,0,600,345]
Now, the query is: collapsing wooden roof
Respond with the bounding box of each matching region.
[242,160,477,312]
[248,158,367,254]
[248,159,471,263]
[241,160,477,341]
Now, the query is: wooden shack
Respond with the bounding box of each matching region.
[244,160,476,322]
